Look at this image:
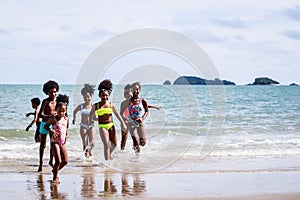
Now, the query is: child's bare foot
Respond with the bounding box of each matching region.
[85,150,92,158]
[133,145,140,154]
[52,177,60,184]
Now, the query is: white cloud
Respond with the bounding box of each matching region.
[283,30,300,40]
[284,5,300,21]
[0,0,299,85]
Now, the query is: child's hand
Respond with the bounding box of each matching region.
[50,130,59,138]
[121,122,127,132]
[25,125,31,131]
[136,118,143,124]
[25,113,31,117]
[52,131,61,143]
[72,119,75,125]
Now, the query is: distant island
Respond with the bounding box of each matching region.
[248,77,279,85]
[163,76,236,85]
[163,80,171,85]
[163,76,298,86]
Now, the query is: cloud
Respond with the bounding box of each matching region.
[283,30,300,40]
[184,29,227,43]
[0,28,10,35]
[212,18,248,29]
[285,5,300,21]
[1,1,300,85]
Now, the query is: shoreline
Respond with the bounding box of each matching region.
[1,165,300,200]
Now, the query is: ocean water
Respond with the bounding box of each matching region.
[0,84,299,173]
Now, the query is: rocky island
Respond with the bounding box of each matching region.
[162,76,297,86]
[163,76,236,85]
[249,77,280,85]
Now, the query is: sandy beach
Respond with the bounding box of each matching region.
[1,160,300,200]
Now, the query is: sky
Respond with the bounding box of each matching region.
[0,0,299,85]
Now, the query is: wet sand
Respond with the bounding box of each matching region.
[1,162,300,200]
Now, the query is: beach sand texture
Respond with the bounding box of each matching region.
[0,158,300,200]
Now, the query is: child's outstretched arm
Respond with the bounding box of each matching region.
[26,120,35,131]
[148,105,162,110]
[26,112,35,117]
[72,104,81,124]
[141,98,149,121]
[25,108,40,131]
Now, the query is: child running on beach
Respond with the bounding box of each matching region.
[120,83,162,153]
[72,83,96,158]
[120,84,162,151]
[90,79,127,160]
[38,80,59,172]
[44,94,69,184]
[124,82,149,153]
[25,97,42,143]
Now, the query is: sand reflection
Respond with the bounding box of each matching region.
[33,171,147,199]
[34,173,67,199]
[36,174,46,200]
[121,173,147,196]
[80,172,147,198]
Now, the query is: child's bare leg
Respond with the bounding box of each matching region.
[138,126,146,146]
[80,126,88,156]
[109,127,117,157]
[87,127,96,157]
[38,134,47,172]
[129,127,140,153]
[52,143,61,183]
[49,146,54,168]
[121,130,128,150]
[48,134,53,167]
[58,144,68,170]
[99,128,112,160]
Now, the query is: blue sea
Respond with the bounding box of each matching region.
[0,84,299,174]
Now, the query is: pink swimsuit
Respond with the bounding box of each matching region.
[51,116,68,146]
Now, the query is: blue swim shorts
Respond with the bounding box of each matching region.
[39,121,52,135]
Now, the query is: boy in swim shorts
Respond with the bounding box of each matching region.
[38,80,59,172]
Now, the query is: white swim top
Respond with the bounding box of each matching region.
[80,103,92,116]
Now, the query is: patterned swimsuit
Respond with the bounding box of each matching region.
[128,98,143,127]
[51,116,68,146]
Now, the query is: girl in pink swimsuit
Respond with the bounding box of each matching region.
[45,94,69,184]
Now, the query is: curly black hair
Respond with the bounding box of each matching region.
[81,83,95,96]
[56,94,69,116]
[56,94,69,106]
[31,97,41,106]
[98,79,113,94]
[42,80,59,95]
